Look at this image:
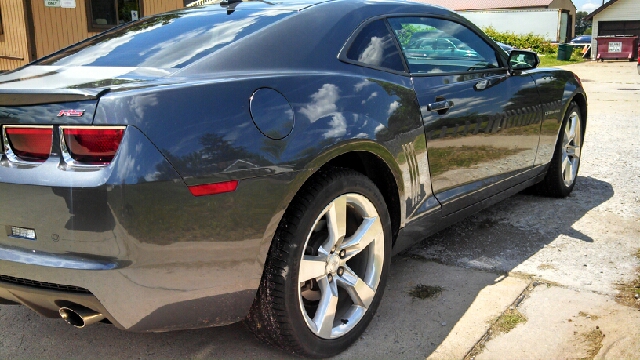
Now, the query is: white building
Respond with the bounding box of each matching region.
[418,0,577,42]
[585,0,640,60]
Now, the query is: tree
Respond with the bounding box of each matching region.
[575,11,592,36]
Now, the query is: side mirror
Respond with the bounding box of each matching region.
[508,50,540,74]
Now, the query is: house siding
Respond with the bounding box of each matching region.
[144,0,184,16]
[30,0,99,60]
[591,0,640,59]
[24,0,185,66]
[0,0,30,71]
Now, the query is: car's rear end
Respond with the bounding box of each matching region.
[0,73,191,329]
[0,3,307,332]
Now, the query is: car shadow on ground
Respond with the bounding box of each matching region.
[0,176,613,359]
[408,176,614,269]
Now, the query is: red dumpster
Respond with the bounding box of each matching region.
[596,36,638,61]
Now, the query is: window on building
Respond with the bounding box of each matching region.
[87,0,141,32]
[0,7,4,36]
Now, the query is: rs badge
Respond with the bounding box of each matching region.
[57,110,85,117]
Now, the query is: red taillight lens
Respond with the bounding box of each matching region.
[4,126,53,162]
[62,127,125,164]
[188,180,239,197]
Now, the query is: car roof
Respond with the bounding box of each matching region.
[177,0,465,75]
[38,0,478,76]
[183,0,448,13]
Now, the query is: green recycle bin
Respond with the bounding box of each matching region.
[557,43,573,61]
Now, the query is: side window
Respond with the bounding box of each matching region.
[345,19,405,73]
[387,17,499,75]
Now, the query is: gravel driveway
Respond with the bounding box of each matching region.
[1,61,638,359]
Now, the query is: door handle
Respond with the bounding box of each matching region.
[427,100,454,113]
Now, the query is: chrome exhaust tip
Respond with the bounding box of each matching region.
[59,306,105,328]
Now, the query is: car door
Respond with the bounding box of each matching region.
[387,17,543,215]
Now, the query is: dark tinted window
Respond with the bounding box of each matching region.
[346,20,405,72]
[38,10,293,68]
[387,17,499,74]
[90,0,118,26]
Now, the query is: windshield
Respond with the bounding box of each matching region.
[37,9,293,69]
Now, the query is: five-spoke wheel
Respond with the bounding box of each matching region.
[535,100,584,197]
[561,109,582,188]
[298,193,384,339]
[246,168,391,358]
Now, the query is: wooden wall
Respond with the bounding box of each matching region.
[0,0,185,71]
[30,0,184,61]
[30,0,99,59]
[144,0,184,16]
[0,0,30,71]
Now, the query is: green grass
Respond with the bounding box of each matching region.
[493,308,527,334]
[539,52,586,67]
[409,284,444,300]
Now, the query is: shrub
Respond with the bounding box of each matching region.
[482,27,556,54]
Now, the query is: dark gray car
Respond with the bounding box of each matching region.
[0,0,586,357]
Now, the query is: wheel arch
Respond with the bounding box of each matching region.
[288,142,405,247]
[572,92,588,135]
[318,151,403,246]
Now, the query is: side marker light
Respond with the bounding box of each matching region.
[188,180,239,197]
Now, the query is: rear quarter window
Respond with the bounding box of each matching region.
[344,19,406,73]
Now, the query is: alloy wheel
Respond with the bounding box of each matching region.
[297,193,385,339]
[561,110,582,187]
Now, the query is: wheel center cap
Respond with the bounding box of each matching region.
[326,254,341,274]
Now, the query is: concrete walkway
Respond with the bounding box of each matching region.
[422,61,640,360]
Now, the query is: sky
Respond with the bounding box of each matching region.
[573,0,612,13]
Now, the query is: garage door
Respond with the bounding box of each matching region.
[598,21,640,37]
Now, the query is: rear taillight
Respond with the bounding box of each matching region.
[3,126,53,163]
[61,127,125,165]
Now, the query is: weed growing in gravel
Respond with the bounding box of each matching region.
[409,284,444,300]
[537,264,557,271]
[578,311,600,320]
[615,249,640,309]
[492,308,527,335]
[580,327,604,360]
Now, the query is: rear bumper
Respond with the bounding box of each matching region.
[0,126,297,332]
[0,261,257,332]
[0,277,114,325]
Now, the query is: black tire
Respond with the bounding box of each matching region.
[534,101,583,197]
[245,168,392,358]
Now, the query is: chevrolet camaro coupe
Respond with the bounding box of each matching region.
[0,0,586,357]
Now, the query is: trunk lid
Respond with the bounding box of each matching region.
[0,66,174,125]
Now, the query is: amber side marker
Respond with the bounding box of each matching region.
[188,180,239,196]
